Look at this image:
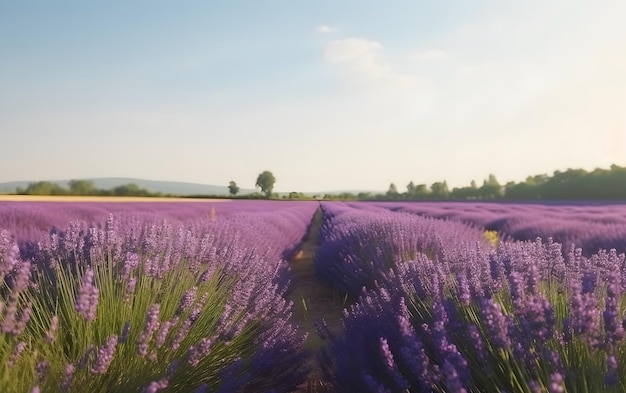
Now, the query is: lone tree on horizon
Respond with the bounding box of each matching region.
[228,181,240,196]
[256,171,276,198]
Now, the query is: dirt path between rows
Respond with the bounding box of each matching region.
[286,207,346,393]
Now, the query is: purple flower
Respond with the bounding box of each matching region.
[605,354,619,386]
[199,268,213,283]
[187,337,214,366]
[379,337,409,390]
[177,287,197,315]
[119,321,131,344]
[363,373,391,393]
[480,298,511,349]
[527,380,542,393]
[0,230,19,282]
[45,315,59,343]
[172,319,193,350]
[61,363,75,392]
[562,318,572,344]
[137,304,160,356]
[443,359,467,393]
[77,344,95,370]
[526,264,540,294]
[13,301,32,335]
[603,269,624,345]
[508,271,525,309]
[75,268,99,321]
[125,277,137,302]
[105,213,117,244]
[456,274,471,306]
[581,272,596,294]
[172,308,201,350]
[549,372,565,393]
[2,261,33,335]
[569,277,599,342]
[467,324,488,367]
[545,349,564,374]
[91,335,118,374]
[36,360,50,380]
[156,318,178,348]
[144,379,169,393]
[7,341,26,367]
[520,294,555,342]
[11,260,32,292]
[195,384,209,393]
[123,252,139,278]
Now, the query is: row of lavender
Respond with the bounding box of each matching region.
[0,200,298,245]
[356,201,626,256]
[315,202,626,392]
[0,201,317,393]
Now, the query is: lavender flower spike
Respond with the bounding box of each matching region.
[119,321,131,344]
[138,304,161,356]
[605,355,619,387]
[91,335,118,374]
[443,359,467,393]
[177,286,197,315]
[144,379,168,393]
[61,364,75,392]
[479,298,510,349]
[0,230,19,283]
[7,341,27,367]
[45,315,59,343]
[75,268,99,321]
[549,373,565,393]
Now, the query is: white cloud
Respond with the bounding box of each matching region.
[412,49,446,61]
[323,38,415,88]
[315,25,335,33]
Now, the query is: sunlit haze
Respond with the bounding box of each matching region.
[1,1,625,192]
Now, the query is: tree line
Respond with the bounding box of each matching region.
[16,180,166,197]
[359,164,626,201]
[12,164,626,200]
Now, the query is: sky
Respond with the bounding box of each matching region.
[1,1,625,193]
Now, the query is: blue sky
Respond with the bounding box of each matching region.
[1,1,625,192]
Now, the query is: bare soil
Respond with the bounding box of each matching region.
[287,207,347,393]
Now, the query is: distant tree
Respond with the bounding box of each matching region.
[357,192,372,200]
[288,191,307,199]
[451,185,478,200]
[68,179,96,195]
[479,174,502,199]
[112,183,152,197]
[387,183,399,198]
[414,184,430,199]
[430,181,450,199]
[406,181,416,198]
[228,181,240,196]
[255,171,276,198]
[22,181,68,195]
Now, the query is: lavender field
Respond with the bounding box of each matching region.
[0,200,317,392]
[2,200,626,392]
[315,202,626,392]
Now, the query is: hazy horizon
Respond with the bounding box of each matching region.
[2,1,625,192]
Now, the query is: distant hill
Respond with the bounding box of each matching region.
[0,178,257,196]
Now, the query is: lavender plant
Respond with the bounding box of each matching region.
[317,202,626,392]
[367,201,626,256]
[1,202,317,393]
